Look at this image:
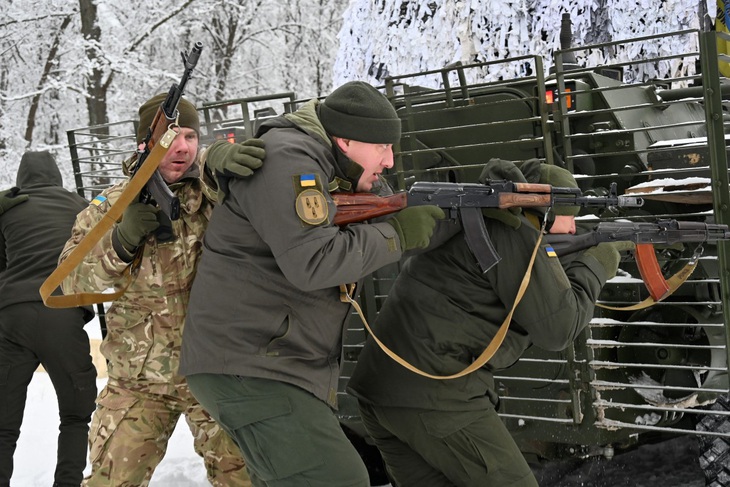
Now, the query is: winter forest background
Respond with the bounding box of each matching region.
[0,0,719,189]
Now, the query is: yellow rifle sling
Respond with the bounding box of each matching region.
[39,127,177,307]
[340,220,547,380]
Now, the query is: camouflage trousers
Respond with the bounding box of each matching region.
[83,381,250,487]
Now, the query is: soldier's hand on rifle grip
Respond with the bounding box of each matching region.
[479,158,529,187]
[584,241,635,279]
[113,202,161,260]
[387,205,445,251]
[478,158,541,216]
[203,138,266,202]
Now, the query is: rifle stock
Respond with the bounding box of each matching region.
[332,192,407,225]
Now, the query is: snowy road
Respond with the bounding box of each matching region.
[12,370,708,486]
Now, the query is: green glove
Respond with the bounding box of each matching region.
[387,206,445,251]
[0,188,29,215]
[115,202,160,252]
[206,138,265,178]
[584,241,636,279]
[204,138,266,202]
[478,158,528,185]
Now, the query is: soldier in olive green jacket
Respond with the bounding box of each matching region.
[347,161,633,487]
[180,81,447,486]
[59,94,265,487]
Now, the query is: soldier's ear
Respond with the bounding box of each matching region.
[333,137,351,154]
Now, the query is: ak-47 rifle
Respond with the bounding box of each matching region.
[545,219,730,301]
[129,41,203,237]
[332,180,644,272]
[545,219,730,254]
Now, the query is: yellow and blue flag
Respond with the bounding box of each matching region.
[300,174,316,187]
[90,195,107,206]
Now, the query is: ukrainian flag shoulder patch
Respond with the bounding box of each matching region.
[300,174,316,187]
[90,195,107,207]
[292,173,328,226]
[545,246,557,258]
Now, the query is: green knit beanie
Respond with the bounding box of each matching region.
[539,164,581,216]
[319,81,401,144]
[137,93,200,144]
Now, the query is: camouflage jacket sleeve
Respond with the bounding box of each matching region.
[59,183,135,294]
[197,146,220,205]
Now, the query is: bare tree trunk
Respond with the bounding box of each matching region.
[211,14,239,105]
[24,14,72,145]
[78,0,109,131]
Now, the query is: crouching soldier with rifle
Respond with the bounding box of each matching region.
[52,45,267,485]
[347,160,635,487]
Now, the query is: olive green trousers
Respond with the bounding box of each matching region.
[187,373,370,487]
[358,401,539,487]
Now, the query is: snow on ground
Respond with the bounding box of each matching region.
[11,373,209,486]
[10,318,209,487]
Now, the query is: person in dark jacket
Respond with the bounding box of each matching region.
[0,151,97,487]
[347,160,634,487]
[180,81,446,486]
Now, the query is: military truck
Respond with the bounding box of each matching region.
[337,23,730,485]
[67,21,730,486]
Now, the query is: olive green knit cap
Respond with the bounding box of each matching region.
[319,81,401,144]
[540,164,581,216]
[136,93,200,144]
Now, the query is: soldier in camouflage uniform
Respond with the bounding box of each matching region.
[59,93,266,487]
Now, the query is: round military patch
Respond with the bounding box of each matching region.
[295,188,329,225]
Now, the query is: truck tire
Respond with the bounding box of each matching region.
[697,394,730,486]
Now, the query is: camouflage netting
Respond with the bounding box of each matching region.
[333,0,707,87]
